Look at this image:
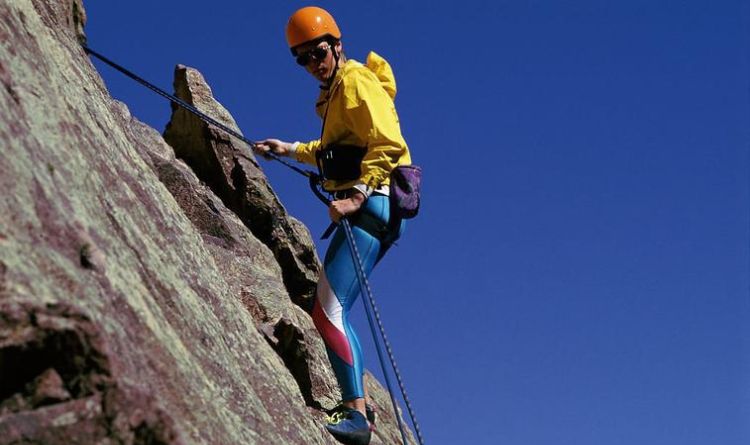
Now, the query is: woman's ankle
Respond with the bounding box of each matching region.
[342,398,367,417]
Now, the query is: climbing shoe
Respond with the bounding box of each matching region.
[329,402,376,425]
[325,406,371,445]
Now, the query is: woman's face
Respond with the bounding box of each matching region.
[296,40,341,83]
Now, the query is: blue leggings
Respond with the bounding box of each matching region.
[311,195,404,401]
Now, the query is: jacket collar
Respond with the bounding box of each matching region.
[320,59,360,92]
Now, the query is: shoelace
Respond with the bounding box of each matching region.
[326,409,349,425]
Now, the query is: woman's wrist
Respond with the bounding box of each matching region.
[288,141,300,156]
[350,189,367,206]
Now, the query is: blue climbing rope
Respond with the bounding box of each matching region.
[340,217,424,445]
[83,45,315,180]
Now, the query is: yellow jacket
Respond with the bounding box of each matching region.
[294,52,411,192]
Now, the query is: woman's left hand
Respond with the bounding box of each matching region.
[329,193,366,223]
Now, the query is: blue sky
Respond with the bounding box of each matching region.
[86,1,749,444]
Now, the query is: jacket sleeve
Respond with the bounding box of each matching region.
[343,73,407,189]
[293,139,322,166]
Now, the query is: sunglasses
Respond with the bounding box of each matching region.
[295,45,331,66]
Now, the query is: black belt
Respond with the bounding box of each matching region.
[333,189,356,200]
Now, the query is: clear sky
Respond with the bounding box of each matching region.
[85,1,749,444]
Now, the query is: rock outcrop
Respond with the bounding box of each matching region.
[163,65,319,310]
[0,1,416,444]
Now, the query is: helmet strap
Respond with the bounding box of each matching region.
[326,39,341,87]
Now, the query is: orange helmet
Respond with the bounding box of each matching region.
[286,6,341,54]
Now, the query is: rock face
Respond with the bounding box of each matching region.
[163,65,319,310]
[0,1,416,444]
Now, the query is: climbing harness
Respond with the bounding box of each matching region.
[83,45,424,445]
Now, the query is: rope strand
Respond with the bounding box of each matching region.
[341,218,425,445]
[83,45,314,179]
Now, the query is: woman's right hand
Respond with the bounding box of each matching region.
[253,139,293,158]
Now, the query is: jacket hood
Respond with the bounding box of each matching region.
[329,52,397,99]
[364,51,397,99]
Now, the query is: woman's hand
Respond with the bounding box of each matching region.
[329,191,366,223]
[253,139,292,158]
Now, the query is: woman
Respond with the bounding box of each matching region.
[253,7,411,445]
